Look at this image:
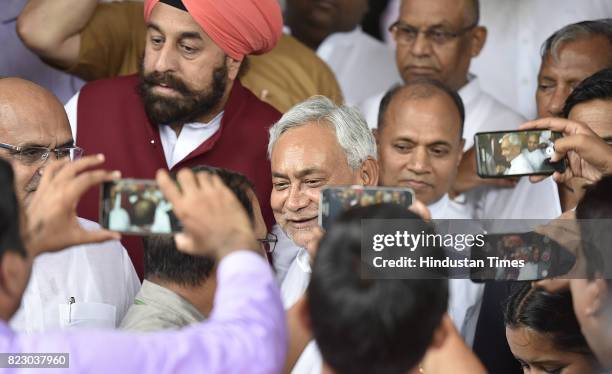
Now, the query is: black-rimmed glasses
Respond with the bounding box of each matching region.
[258,232,278,254]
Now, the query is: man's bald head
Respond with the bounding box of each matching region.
[0,78,73,206]
[378,78,465,139]
[0,78,69,136]
[376,79,465,205]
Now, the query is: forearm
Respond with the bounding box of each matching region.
[17,0,98,67]
[2,251,287,374]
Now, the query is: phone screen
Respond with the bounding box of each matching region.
[318,186,414,230]
[100,179,182,235]
[470,232,574,281]
[474,130,565,178]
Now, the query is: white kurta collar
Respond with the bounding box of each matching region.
[458,73,480,108]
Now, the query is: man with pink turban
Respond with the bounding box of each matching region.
[60,0,284,277]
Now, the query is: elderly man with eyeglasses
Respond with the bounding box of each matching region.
[358,0,561,226]
[0,77,140,333]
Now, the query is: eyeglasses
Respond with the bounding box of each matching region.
[258,232,278,254]
[0,143,84,165]
[389,21,477,46]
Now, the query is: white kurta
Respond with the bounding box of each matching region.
[505,152,535,175]
[297,26,401,105]
[10,218,141,333]
[285,195,485,374]
[381,0,612,119]
[523,148,547,171]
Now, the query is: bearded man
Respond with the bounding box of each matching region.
[64,0,283,276]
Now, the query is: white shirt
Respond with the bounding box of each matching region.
[287,26,401,105]
[428,195,484,348]
[10,218,141,333]
[523,148,547,171]
[286,194,484,374]
[381,0,612,119]
[64,92,223,168]
[505,152,535,175]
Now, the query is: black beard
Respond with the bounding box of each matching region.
[137,62,228,125]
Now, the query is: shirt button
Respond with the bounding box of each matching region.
[150,140,155,144]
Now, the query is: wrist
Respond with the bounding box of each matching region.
[218,230,260,259]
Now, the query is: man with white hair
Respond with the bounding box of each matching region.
[268,96,379,307]
[500,133,534,175]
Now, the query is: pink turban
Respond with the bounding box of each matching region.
[143,0,283,61]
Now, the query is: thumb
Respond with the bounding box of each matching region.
[175,233,197,254]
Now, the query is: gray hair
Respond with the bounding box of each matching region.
[541,19,612,63]
[500,133,522,147]
[268,96,377,170]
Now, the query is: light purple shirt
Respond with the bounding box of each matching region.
[0,251,287,373]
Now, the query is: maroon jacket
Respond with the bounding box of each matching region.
[76,75,281,278]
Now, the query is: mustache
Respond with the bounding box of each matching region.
[141,71,193,97]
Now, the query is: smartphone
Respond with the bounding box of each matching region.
[474,130,566,178]
[470,232,575,281]
[318,185,414,230]
[100,179,182,235]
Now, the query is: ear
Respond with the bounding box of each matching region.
[226,56,242,82]
[430,314,451,350]
[456,139,466,168]
[359,157,380,186]
[586,276,609,317]
[470,26,487,57]
[372,128,379,143]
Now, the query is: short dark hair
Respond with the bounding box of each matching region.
[143,166,256,287]
[576,175,612,279]
[308,203,448,374]
[563,68,612,118]
[378,78,465,140]
[0,158,26,258]
[466,0,480,26]
[504,282,594,355]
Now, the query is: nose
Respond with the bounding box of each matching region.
[547,86,570,117]
[152,44,179,73]
[411,31,432,57]
[406,147,431,174]
[285,185,310,212]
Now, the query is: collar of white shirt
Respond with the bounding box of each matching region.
[458,73,481,108]
[158,111,224,168]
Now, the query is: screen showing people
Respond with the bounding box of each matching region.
[474,130,565,177]
[470,232,575,281]
[319,186,414,230]
[100,179,182,235]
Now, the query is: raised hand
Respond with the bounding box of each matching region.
[156,168,259,259]
[25,154,121,256]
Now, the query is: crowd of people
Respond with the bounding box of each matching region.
[1,0,612,373]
